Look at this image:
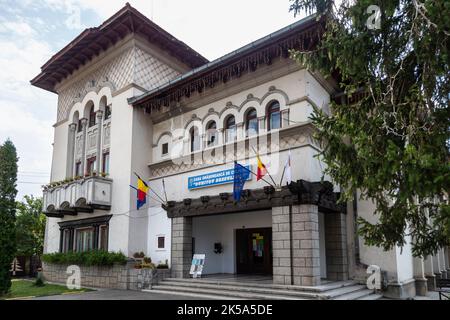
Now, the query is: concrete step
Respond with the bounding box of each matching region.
[162,278,357,293]
[150,284,306,300]
[333,288,376,300]
[357,293,383,300]
[157,280,325,299]
[322,285,368,299]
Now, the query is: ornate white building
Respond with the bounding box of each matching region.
[32,4,449,299]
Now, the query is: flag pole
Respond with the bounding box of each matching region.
[162,178,168,203]
[237,162,274,188]
[133,172,166,204]
[279,162,286,187]
[129,185,164,206]
[279,149,291,186]
[251,146,277,187]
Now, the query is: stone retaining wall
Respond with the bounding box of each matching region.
[42,261,170,290]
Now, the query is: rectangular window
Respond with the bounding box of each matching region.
[162,143,169,156]
[75,162,81,177]
[86,157,96,175]
[62,229,71,253]
[102,152,110,174]
[75,227,94,252]
[99,225,108,251]
[157,236,165,249]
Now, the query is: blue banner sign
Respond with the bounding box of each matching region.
[188,165,252,190]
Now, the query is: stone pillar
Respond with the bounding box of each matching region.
[432,252,442,279]
[236,122,244,140]
[413,256,428,296]
[217,128,224,146]
[171,217,193,278]
[272,204,321,286]
[292,204,321,286]
[325,212,349,281]
[95,110,103,173]
[272,206,292,285]
[79,118,88,175]
[440,249,448,279]
[258,116,266,133]
[66,123,77,178]
[424,255,436,290]
[281,109,290,128]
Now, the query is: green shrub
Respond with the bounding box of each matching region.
[42,250,127,266]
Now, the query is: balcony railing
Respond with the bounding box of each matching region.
[43,176,112,218]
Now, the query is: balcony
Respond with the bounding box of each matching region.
[43,176,112,218]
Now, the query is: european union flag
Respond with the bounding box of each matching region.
[233,162,250,201]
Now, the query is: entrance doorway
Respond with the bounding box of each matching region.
[236,228,272,275]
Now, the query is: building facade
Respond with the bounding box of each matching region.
[32,4,449,299]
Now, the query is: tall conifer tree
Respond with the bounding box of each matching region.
[0,139,18,294]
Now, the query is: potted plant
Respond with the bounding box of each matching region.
[92,170,97,177]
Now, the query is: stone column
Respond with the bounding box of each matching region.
[66,123,77,178]
[432,252,442,279]
[258,116,266,133]
[79,118,88,175]
[272,204,322,286]
[95,110,103,173]
[413,256,428,296]
[281,109,290,128]
[171,217,193,278]
[440,249,448,279]
[236,122,244,140]
[325,212,349,281]
[292,204,321,286]
[424,255,436,290]
[217,128,224,146]
[272,206,292,285]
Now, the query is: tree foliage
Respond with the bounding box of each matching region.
[289,0,450,257]
[16,196,46,257]
[0,139,18,294]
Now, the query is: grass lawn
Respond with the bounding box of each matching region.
[1,279,92,300]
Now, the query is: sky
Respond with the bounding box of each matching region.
[0,0,305,201]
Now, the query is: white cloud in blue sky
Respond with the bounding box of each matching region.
[0,0,304,200]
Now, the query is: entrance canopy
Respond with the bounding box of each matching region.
[163,180,345,219]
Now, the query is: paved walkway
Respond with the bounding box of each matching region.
[29,289,209,300]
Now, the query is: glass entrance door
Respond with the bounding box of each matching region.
[236,227,272,275]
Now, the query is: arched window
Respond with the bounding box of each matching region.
[88,105,96,127]
[206,121,217,147]
[225,115,237,142]
[104,104,111,120]
[245,108,258,137]
[190,126,200,152]
[267,101,281,131]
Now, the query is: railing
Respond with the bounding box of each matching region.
[43,176,112,217]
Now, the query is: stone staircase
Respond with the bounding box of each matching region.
[143,278,383,300]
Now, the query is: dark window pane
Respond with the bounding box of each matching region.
[102,153,110,174]
[162,143,169,155]
[158,236,165,249]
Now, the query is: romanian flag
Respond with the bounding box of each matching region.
[136,176,149,210]
[256,154,268,181]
